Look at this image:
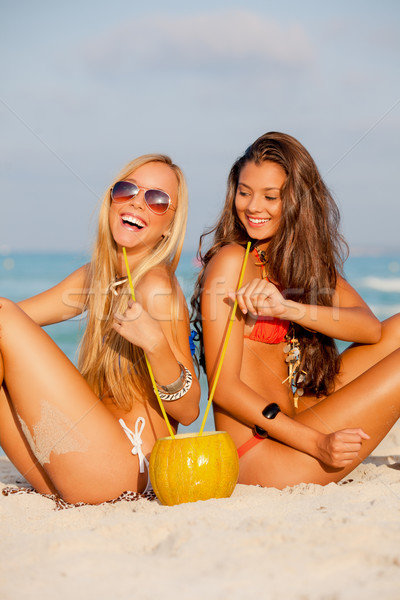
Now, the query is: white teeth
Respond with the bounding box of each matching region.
[122,215,145,227]
[248,217,270,224]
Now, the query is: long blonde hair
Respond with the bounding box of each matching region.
[78,154,188,410]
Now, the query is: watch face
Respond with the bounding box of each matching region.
[262,403,281,419]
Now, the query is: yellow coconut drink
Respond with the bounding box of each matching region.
[122,243,250,508]
[149,431,239,506]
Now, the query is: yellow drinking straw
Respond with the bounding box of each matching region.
[199,241,251,435]
[122,247,175,438]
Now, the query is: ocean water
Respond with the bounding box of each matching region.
[1,250,400,443]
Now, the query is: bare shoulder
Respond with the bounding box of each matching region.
[136,265,187,318]
[212,242,247,264]
[136,264,174,294]
[336,275,352,291]
[204,243,248,286]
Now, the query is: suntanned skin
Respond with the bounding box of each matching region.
[201,160,400,489]
[0,162,200,504]
[202,243,400,489]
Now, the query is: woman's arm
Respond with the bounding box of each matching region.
[112,267,200,426]
[233,275,381,344]
[202,245,369,467]
[17,264,89,326]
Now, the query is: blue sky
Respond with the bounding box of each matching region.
[1,0,399,254]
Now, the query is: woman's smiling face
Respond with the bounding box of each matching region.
[109,161,178,256]
[235,160,286,243]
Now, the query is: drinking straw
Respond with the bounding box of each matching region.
[199,241,251,435]
[122,247,175,438]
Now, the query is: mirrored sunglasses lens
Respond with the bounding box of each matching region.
[144,189,170,214]
[111,181,139,202]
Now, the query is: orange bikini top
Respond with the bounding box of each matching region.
[244,247,289,344]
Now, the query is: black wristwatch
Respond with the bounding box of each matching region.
[254,402,281,438]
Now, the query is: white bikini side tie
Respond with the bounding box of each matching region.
[119,417,149,474]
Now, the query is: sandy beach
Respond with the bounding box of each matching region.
[1,423,400,600]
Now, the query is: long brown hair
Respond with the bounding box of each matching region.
[191,132,348,396]
[78,154,188,410]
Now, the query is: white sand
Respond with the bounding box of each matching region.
[1,424,400,600]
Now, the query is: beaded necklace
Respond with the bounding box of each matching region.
[253,245,267,279]
[253,245,306,408]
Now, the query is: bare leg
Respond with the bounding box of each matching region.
[297,313,400,413]
[336,313,400,388]
[0,386,57,494]
[0,298,145,503]
[240,348,400,488]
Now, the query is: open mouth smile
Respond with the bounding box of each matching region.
[247,216,271,225]
[121,213,146,231]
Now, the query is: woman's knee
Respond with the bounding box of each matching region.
[0,297,18,315]
[0,298,22,344]
[381,313,400,347]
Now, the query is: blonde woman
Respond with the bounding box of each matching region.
[0,155,200,504]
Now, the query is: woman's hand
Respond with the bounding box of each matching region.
[316,428,370,468]
[229,278,289,319]
[113,299,164,353]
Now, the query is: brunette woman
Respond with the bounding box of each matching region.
[192,132,400,488]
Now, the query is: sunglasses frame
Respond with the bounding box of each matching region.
[110,180,175,216]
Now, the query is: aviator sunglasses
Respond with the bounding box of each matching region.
[110,180,174,215]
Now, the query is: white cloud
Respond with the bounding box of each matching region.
[82,10,314,74]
